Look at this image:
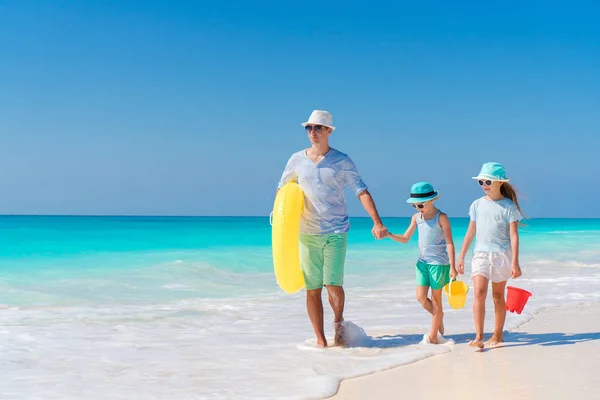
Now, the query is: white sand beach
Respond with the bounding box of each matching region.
[331,302,600,400]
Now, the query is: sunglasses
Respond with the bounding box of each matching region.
[478,179,494,186]
[412,202,428,209]
[305,125,326,133]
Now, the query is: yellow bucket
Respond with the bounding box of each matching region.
[443,279,469,310]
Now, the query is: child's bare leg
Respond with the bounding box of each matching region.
[470,275,489,348]
[416,285,433,312]
[416,286,444,335]
[486,281,507,347]
[428,289,443,343]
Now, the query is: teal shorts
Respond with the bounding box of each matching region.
[416,261,450,290]
[299,233,348,290]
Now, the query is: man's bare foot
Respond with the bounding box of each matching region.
[333,321,345,346]
[316,338,328,348]
[485,334,503,347]
[469,338,484,349]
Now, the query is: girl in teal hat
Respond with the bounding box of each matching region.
[457,162,525,349]
[386,182,457,344]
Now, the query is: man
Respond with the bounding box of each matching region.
[276,109,388,347]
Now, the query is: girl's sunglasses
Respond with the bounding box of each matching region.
[305,125,326,133]
[412,202,428,209]
[478,179,493,186]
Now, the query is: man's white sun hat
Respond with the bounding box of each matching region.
[301,110,336,130]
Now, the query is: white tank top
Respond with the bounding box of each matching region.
[417,210,449,265]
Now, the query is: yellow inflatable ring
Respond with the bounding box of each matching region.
[271,181,305,294]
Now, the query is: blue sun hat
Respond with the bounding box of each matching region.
[472,162,510,182]
[406,182,439,204]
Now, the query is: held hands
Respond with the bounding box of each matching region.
[372,223,388,240]
[511,263,522,279]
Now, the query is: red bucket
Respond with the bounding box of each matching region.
[506,286,532,314]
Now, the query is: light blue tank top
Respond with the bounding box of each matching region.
[417,211,450,265]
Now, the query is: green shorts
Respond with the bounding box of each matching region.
[416,261,450,290]
[299,233,348,290]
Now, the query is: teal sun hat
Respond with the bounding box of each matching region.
[472,162,510,182]
[406,182,439,204]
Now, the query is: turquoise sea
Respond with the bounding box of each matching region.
[2,216,600,399]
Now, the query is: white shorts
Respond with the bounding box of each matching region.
[471,251,512,283]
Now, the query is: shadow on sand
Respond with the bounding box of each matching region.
[346,331,600,349]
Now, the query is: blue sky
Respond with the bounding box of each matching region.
[0,1,598,218]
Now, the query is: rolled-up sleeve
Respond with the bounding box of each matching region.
[344,157,368,196]
[277,156,297,188]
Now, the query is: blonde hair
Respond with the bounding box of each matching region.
[500,182,525,218]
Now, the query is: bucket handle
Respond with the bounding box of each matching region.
[269,211,274,226]
[447,276,462,298]
[510,272,534,296]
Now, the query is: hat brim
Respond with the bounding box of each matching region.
[406,192,439,204]
[472,176,510,182]
[301,122,336,130]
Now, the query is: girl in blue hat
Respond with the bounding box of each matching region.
[386,182,457,344]
[457,162,525,349]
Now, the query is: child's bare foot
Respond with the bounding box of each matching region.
[469,338,484,349]
[428,333,438,344]
[485,334,503,347]
[333,321,345,346]
[316,339,328,348]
